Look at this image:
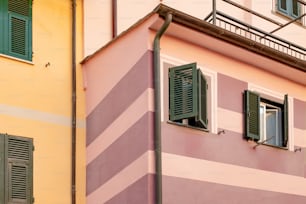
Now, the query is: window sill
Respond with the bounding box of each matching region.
[253,141,288,150]
[167,120,209,132]
[273,11,304,26]
[0,53,33,65]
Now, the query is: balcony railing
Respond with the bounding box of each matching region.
[204,1,306,61]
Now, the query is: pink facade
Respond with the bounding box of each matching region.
[82,4,306,204]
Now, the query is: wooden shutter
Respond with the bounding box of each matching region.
[244,90,260,140]
[196,69,208,128]
[169,63,198,121]
[0,135,5,204]
[5,135,33,204]
[7,0,32,60]
[283,94,289,147]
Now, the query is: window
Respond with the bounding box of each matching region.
[169,63,208,129]
[244,90,288,148]
[0,134,33,204]
[277,0,301,18]
[0,0,32,61]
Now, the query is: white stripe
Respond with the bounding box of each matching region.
[86,88,154,164]
[294,128,306,148]
[163,153,306,196]
[218,107,243,133]
[0,104,85,128]
[86,151,155,204]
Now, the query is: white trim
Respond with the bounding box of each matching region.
[160,54,218,134]
[248,83,294,151]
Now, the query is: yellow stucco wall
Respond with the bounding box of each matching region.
[0,1,85,204]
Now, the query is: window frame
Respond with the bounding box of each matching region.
[161,55,218,134]
[0,0,32,61]
[245,84,294,151]
[277,0,302,19]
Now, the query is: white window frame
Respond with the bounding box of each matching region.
[161,54,218,134]
[248,83,294,151]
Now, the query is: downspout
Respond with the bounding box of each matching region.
[153,13,172,204]
[112,0,117,38]
[71,0,77,204]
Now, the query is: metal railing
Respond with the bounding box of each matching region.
[204,0,306,61]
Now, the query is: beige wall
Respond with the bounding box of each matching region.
[84,0,306,56]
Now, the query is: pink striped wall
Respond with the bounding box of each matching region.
[83,13,306,203]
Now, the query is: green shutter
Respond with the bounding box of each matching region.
[196,69,208,128]
[7,0,32,60]
[5,135,33,204]
[283,94,289,147]
[244,90,260,140]
[0,135,5,204]
[169,63,198,121]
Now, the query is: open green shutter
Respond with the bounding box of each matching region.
[6,135,33,204]
[283,94,289,147]
[169,63,198,121]
[8,0,32,60]
[196,69,208,128]
[244,90,260,140]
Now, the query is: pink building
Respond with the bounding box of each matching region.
[82,4,306,204]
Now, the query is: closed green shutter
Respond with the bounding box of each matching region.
[0,135,5,204]
[244,90,260,140]
[0,134,33,204]
[7,0,32,60]
[196,69,208,128]
[283,94,289,147]
[169,63,198,121]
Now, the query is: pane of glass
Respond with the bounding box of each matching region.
[266,110,277,146]
[280,0,287,10]
[292,0,299,16]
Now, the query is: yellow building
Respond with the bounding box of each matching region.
[0,1,85,204]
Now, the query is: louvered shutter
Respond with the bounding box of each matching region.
[169,63,198,121]
[244,90,260,140]
[283,94,289,147]
[5,135,33,204]
[196,69,208,128]
[7,0,32,60]
[0,135,5,204]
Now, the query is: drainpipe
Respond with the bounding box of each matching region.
[153,13,172,204]
[71,0,77,204]
[112,0,117,38]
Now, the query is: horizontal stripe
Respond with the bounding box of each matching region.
[105,174,154,204]
[294,128,306,148]
[86,112,154,195]
[86,151,155,204]
[86,51,153,146]
[162,153,306,196]
[162,123,305,176]
[218,73,247,113]
[294,98,306,129]
[87,88,154,164]
[0,103,85,128]
[163,175,306,204]
[217,107,243,133]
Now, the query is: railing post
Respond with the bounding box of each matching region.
[213,0,216,25]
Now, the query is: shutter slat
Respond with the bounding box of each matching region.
[169,63,198,121]
[244,90,260,140]
[283,94,289,147]
[196,69,208,128]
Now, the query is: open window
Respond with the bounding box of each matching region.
[169,63,208,129]
[244,90,288,148]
